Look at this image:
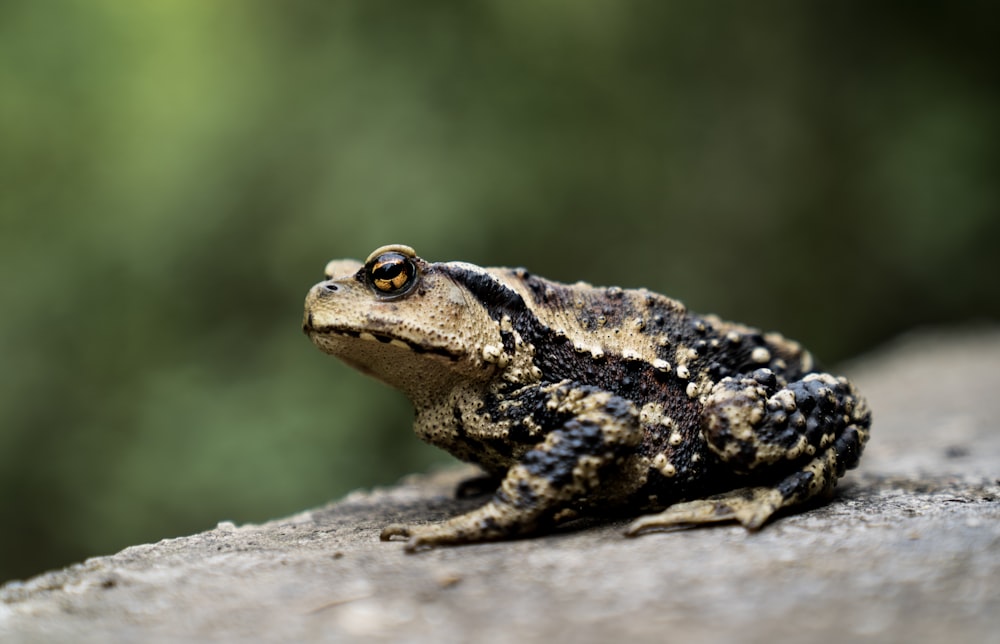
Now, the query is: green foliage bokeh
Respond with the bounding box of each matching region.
[2,2,997,582]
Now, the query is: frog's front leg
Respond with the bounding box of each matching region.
[627,369,871,535]
[382,383,643,552]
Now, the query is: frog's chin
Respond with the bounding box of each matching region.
[308,327,494,404]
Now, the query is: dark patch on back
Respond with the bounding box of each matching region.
[442,266,526,323]
[499,329,516,356]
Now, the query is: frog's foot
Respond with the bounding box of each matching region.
[380,497,534,552]
[624,486,785,536]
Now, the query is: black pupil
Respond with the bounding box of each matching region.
[370,253,414,292]
[374,258,404,280]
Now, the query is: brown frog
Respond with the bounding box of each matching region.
[303,244,871,551]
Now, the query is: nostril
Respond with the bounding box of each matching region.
[322,282,339,293]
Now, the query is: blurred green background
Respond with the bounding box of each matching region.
[2,1,997,583]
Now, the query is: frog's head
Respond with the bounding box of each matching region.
[303,244,511,403]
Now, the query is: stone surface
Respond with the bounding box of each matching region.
[2,328,999,644]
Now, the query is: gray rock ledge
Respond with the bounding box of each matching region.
[3,328,999,644]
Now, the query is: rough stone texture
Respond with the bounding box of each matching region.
[2,328,999,644]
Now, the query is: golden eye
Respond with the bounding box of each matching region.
[366,252,417,297]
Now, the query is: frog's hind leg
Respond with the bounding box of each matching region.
[625,450,835,534]
[626,369,871,535]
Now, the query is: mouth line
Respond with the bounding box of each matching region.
[306,323,461,362]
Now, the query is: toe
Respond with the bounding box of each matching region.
[379,524,412,541]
